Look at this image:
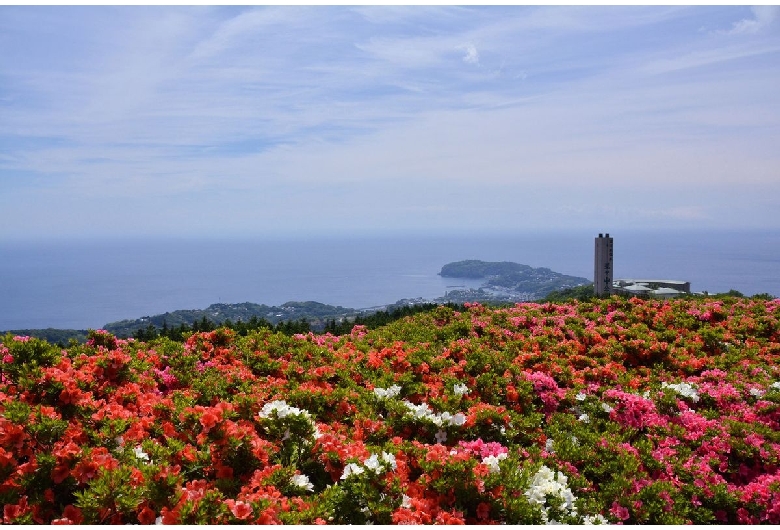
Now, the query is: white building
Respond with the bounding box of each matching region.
[613,279,691,299]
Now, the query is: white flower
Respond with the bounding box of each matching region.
[601,402,614,413]
[340,463,364,480]
[453,383,469,396]
[435,429,447,444]
[363,454,382,473]
[134,446,150,462]
[575,392,587,401]
[750,387,765,398]
[403,400,434,420]
[290,474,314,492]
[401,494,412,509]
[582,514,609,525]
[373,385,402,399]
[258,400,318,437]
[545,438,555,453]
[361,451,397,474]
[524,465,578,521]
[402,400,466,427]
[578,413,590,424]
[381,451,397,470]
[771,382,780,390]
[482,453,507,474]
[259,400,312,420]
[661,381,700,402]
[449,412,467,426]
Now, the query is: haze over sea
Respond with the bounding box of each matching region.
[1,230,777,331]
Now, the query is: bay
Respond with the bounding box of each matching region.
[1,230,778,330]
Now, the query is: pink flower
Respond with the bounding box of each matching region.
[458,439,508,459]
[610,501,630,521]
[604,389,665,430]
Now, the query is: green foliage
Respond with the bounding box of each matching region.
[74,466,147,524]
[543,284,599,302]
[1,329,88,346]
[1,333,62,386]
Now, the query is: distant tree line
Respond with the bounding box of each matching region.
[322,303,468,335]
[132,303,470,342]
[132,315,314,342]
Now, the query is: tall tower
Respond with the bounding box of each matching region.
[594,233,613,296]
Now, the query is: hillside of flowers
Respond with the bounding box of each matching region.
[2,296,780,524]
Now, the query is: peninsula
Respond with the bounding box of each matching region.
[438,260,590,301]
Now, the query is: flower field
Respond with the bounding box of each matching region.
[2,296,780,524]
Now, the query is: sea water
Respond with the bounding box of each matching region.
[1,230,778,330]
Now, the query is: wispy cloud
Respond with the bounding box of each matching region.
[726,5,778,35]
[461,44,479,65]
[0,6,778,238]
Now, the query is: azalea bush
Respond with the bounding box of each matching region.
[1,296,780,524]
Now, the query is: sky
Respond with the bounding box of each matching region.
[1,5,779,240]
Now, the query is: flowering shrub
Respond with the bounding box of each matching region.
[1,296,780,523]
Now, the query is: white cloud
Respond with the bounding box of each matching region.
[462,44,479,64]
[727,5,778,35]
[639,41,780,75]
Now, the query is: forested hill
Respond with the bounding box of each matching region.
[102,301,356,338]
[439,260,590,300]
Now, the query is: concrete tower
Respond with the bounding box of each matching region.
[594,233,613,296]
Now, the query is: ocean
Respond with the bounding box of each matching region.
[1,230,778,331]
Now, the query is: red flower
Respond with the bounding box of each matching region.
[256,506,281,524]
[59,383,83,405]
[51,462,71,484]
[215,464,234,479]
[225,499,253,520]
[72,448,118,484]
[137,506,156,525]
[435,510,465,524]
[72,459,98,484]
[0,418,27,449]
[0,447,15,468]
[200,409,220,432]
[3,496,28,523]
[160,506,179,525]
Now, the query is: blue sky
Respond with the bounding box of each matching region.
[1,5,779,240]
